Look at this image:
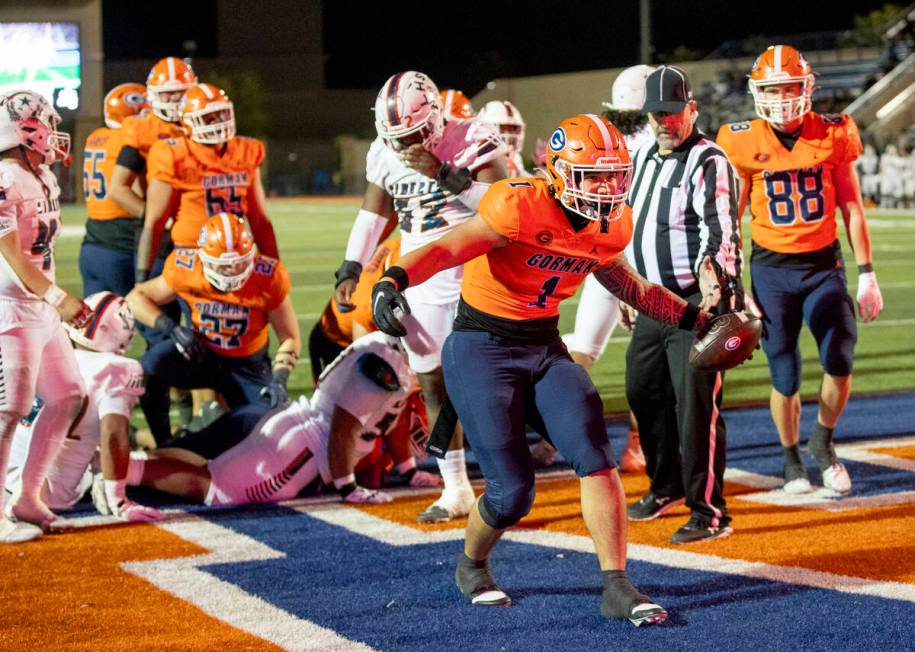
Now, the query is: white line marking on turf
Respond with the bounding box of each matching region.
[121,513,376,652]
[298,507,915,605]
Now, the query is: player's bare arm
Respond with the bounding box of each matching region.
[125,276,178,326]
[135,178,177,281]
[265,296,301,402]
[0,230,90,326]
[835,161,883,322]
[335,182,395,311]
[382,214,507,290]
[327,404,392,504]
[245,168,279,258]
[593,257,710,330]
[109,163,145,218]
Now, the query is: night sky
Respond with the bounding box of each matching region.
[104,0,896,93]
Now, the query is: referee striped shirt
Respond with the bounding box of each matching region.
[625,130,741,295]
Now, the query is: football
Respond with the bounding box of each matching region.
[689,311,762,371]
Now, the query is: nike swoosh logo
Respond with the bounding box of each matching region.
[373,291,385,315]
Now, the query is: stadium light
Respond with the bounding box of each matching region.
[875,82,915,120]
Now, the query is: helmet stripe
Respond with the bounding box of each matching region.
[504,102,514,117]
[585,113,613,150]
[201,84,214,99]
[387,73,404,126]
[220,213,235,252]
[84,292,118,340]
[774,45,782,73]
[167,57,177,81]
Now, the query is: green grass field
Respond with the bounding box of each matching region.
[54,199,915,414]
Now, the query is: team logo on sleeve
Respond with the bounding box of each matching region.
[536,230,553,245]
[549,127,566,152]
[754,153,771,162]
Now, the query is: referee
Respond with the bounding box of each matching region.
[623,65,742,544]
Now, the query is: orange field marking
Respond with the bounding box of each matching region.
[0,522,282,652]
[870,444,915,461]
[360,472,915,585]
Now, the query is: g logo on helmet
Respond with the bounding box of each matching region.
[549,127,566,152]
[125,92,146,108]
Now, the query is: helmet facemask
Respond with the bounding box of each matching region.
[198,248,255,292]
[64,292,136,355]
[183,100,236,145]
[749,76,814,128]
[149,85,193,122]
[553,158,633,222]
[377,108,443,154]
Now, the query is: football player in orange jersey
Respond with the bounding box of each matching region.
[137,82,278,281]
[717,45,884,496]
[371,114,717,625]
[109,57,196,278]
[126,214,299,445]
[79,83,150,297]
[310,236,401,385]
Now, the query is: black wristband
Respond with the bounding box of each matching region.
[154,314,177,333]
[678,302,700,331]
[857,263,874,274]
[334,260,363,288]
[336,482,357,498]
[272,366,291,386]
[435,162,473,195]
[383,265,410,292]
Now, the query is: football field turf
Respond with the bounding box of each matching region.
[55,198,915,413]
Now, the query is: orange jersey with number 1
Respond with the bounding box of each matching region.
[147,136,265,247]
[462,178,631,320]
[716,112,862,254]
[83,127,131,220]
[162,249,290,357]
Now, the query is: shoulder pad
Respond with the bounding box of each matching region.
[819,113,846,126]
[253,255,278,276]
[356,353,401,391]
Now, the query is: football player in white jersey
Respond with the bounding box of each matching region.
[6,292,163,522]
[125,332,422,506]
[333,71,508,523]
[0,91,93,542]
[856,143,879,205]
[477,100,530,178]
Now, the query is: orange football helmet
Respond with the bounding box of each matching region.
[748,45,815,128]
[439,89,474,122]
[146,56,197,122]
[179,83,236,145]
[104,83,149,129]
[197,213,256,292]
[545,114,632,222]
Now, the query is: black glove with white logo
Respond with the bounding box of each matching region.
[371,279,411,337]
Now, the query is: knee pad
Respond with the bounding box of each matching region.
[479,484,536,529]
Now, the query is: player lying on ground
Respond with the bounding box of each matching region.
[121,332,439,506]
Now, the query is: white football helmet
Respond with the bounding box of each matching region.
[0,91,70,164]
[65,292,136,355]
[602,65,655,112]
[374,71,444,153]
[477,101,526,153]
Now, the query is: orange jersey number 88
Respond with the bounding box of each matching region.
[763,166,824,226]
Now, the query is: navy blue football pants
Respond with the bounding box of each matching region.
[751,263,857,396]
[140,342,272,445]
[159,402,271,459]
[442,330,616,530]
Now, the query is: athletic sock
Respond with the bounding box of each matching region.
[782,444,804,472]
[104,479,127,511]
[125,452,147,486]
[436,448,470,492]
[808,422,838,471]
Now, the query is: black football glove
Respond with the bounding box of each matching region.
[371,280,411,337]
[260,367,290,408]
[156,315,208,363]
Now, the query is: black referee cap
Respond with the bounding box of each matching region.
[642,65,693,114]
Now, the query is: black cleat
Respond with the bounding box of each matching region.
[627,491,685,521]
[455,554,511,606]
[669,517,733,545]
[601,574,667,626]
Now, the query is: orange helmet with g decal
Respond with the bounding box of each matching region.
[104,83,149,129]
[545,114,632,222]
[197,213,256,292]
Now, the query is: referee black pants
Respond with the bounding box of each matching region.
[625,298,729,525]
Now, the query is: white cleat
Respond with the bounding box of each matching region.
[822,463,851,495]
[783,477,813,494]
[0,518,42,544]
[417,487,476,523]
